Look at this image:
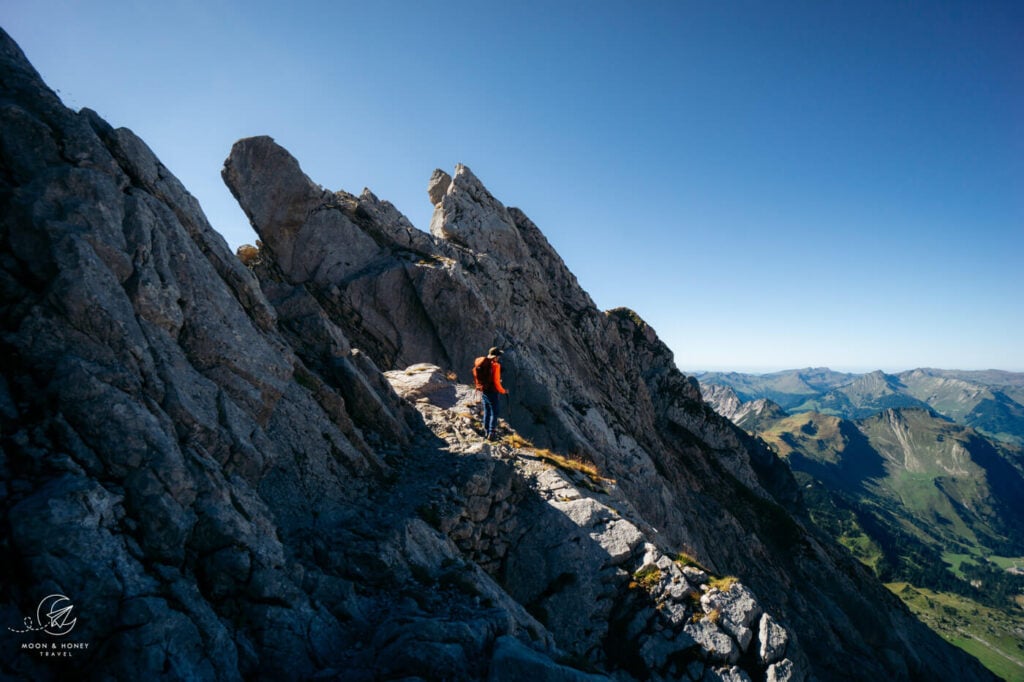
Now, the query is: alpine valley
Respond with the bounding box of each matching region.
[699,368,1024,680]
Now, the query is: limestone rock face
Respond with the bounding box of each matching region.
[428,163,528,263]
[383,366,803,681]
[0,26,998,682]
[700,384,788,432]
[701,384,743,420]
[0,28,559,681]
[427,168,452,206]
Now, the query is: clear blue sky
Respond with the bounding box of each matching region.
[4,1,1022,372]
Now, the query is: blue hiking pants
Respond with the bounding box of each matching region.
[482,390,500,437]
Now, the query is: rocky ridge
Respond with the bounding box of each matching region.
[700,385,788,433]
[0,27,995,681]
[384,364,801,681]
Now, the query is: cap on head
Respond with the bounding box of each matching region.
[487,347,503,357]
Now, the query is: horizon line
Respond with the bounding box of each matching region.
[683,365,1024,376]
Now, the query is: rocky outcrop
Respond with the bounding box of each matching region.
[0,28,572,681]
[701,384,788,432]
[385,365,806,681]
[701,384,745,422]
[0,26,996,681]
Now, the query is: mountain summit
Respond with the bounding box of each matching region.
[0,28,995,681]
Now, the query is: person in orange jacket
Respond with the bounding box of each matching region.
[473,347,508,441]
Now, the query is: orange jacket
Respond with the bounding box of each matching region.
[474,356,507,394]
[491,360,507,394]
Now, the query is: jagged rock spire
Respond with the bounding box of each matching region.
[428,163,529,262]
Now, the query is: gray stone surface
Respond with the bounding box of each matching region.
[489,635,611,681]
[766,659,798,682]
[758,613,790,664]
[684,620,740,665]
[701,585,763,652]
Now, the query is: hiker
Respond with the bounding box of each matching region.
[473,347,508,441]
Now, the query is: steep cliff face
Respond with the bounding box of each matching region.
[0,28,995,681]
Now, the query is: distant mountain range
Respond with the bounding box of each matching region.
[696,367,1024,446]
[698,368,1024,677]
[696,367,1024,564]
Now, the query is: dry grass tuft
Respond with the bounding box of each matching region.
[502,432,533,449]
[236,243,262,267]
[499,433,614,486]
[674,551,707,571]
[629,566,663,591]
[533,448,602,480]
[708,575,739,592]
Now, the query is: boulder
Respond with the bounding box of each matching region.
[758,613,789,664]
[701,585,763,651]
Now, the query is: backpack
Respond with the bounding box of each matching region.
[473,356,495,391]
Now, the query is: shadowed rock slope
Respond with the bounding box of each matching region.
[0,28,994,681]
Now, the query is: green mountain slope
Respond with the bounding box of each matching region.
[760,408,1024,590]
[761,412,886,495]
[858,409,1024,556]
[761,408,1024,679]
[887,583,1024,682]
[965,395,1024,449]
[900,369,1024,446]
[900,369,1004,421]
[714,376,1024,681]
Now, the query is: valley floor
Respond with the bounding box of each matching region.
[887,582,1024,681]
